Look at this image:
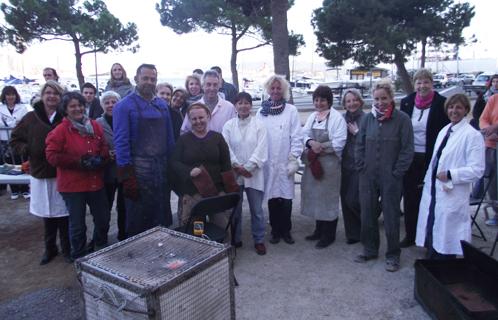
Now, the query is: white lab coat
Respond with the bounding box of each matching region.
[222,116,268,192]
[0,103,29,141]
[416,119,485,255]
[256,104,303,200]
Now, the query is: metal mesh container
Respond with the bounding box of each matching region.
[76,226,235,320]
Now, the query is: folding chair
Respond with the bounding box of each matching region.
[182,193,241,243]
[181,192,241,286]
[491,231,498,257]
[470,174,492,241]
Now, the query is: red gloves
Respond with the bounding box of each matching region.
[307,150,324,180]
[234,166,252,178]
[21,161,30,173]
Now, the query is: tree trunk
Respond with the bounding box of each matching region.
[420,38,427,68]
[73,39,85,90]
[394,52,414,94]
[271,0,291,102]
[230,25,239,91]
[271,0,290,79]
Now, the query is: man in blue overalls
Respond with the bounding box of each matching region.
[113,64,175,237]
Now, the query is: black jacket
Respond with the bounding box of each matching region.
[88,98,104,120]
[400,91,449,170]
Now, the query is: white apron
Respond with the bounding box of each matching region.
[29,176,68,218]
[301,114,341,221]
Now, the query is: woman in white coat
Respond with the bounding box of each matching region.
[256,75,303,245]
[0,86,30,199]
[416,94,485,259]
[10,81,69,265]
[222,92,268,255]
[301,86,347,248]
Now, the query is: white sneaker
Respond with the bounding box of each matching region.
[22,192,30,199]
[10,193,19,200]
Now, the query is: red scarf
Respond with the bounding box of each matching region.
[414,91,434,110]
[373,103,394,122]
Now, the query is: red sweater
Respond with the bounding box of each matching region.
[45,118,109,192]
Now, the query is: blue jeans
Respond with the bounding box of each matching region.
[61,189,110,259]
[232,186,265,244]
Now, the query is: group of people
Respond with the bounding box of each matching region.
[1,63,495,273]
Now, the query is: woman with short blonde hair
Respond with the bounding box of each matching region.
[340,88,366,244]
[10,80,69,265]
[256,74,303,245]
[355,79,414,272]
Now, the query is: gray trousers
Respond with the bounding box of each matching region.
[359,172,402,259]
[485,147,497,210]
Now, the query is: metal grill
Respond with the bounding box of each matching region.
[76,227,235,319]
[159,259,232,319]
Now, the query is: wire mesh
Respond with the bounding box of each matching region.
[77,227,234,319]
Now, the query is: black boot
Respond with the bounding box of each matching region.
[58,217,72,263]
[40,218,59,265]
[305,221,321,241]
[316,219,337,249]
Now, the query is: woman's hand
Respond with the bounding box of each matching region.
[481,124,498,137]
[234,165,252,178]
[309,140,323,154]
[190,167,201,177]
[347,122,359,135]
[436,171,449,182]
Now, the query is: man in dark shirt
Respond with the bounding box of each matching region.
[81,82,104,119]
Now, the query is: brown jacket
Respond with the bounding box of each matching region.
[10,101,63,179]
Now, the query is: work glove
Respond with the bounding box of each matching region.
[287,155,300,177]
[21,161,30,174]
[117,165,139,200]
[307,150,324,180]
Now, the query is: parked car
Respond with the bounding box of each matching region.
[472,73,495,87]
[449,74,475,86]
[433,74,448,88]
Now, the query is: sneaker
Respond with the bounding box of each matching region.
[385,259,400,272]
[485,217,498,226]
[22,192,30,199]
[10,192,19,200]
[254,243,267,255]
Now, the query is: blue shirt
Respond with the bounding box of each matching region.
[113,92,175,166]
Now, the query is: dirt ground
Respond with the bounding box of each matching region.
[0,186,496,319]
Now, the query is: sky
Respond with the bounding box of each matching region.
[0,0,496,84]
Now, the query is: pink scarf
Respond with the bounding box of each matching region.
[414,91,435,110]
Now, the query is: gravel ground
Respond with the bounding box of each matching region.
[1,185,496,319]
[0,287,82,320]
